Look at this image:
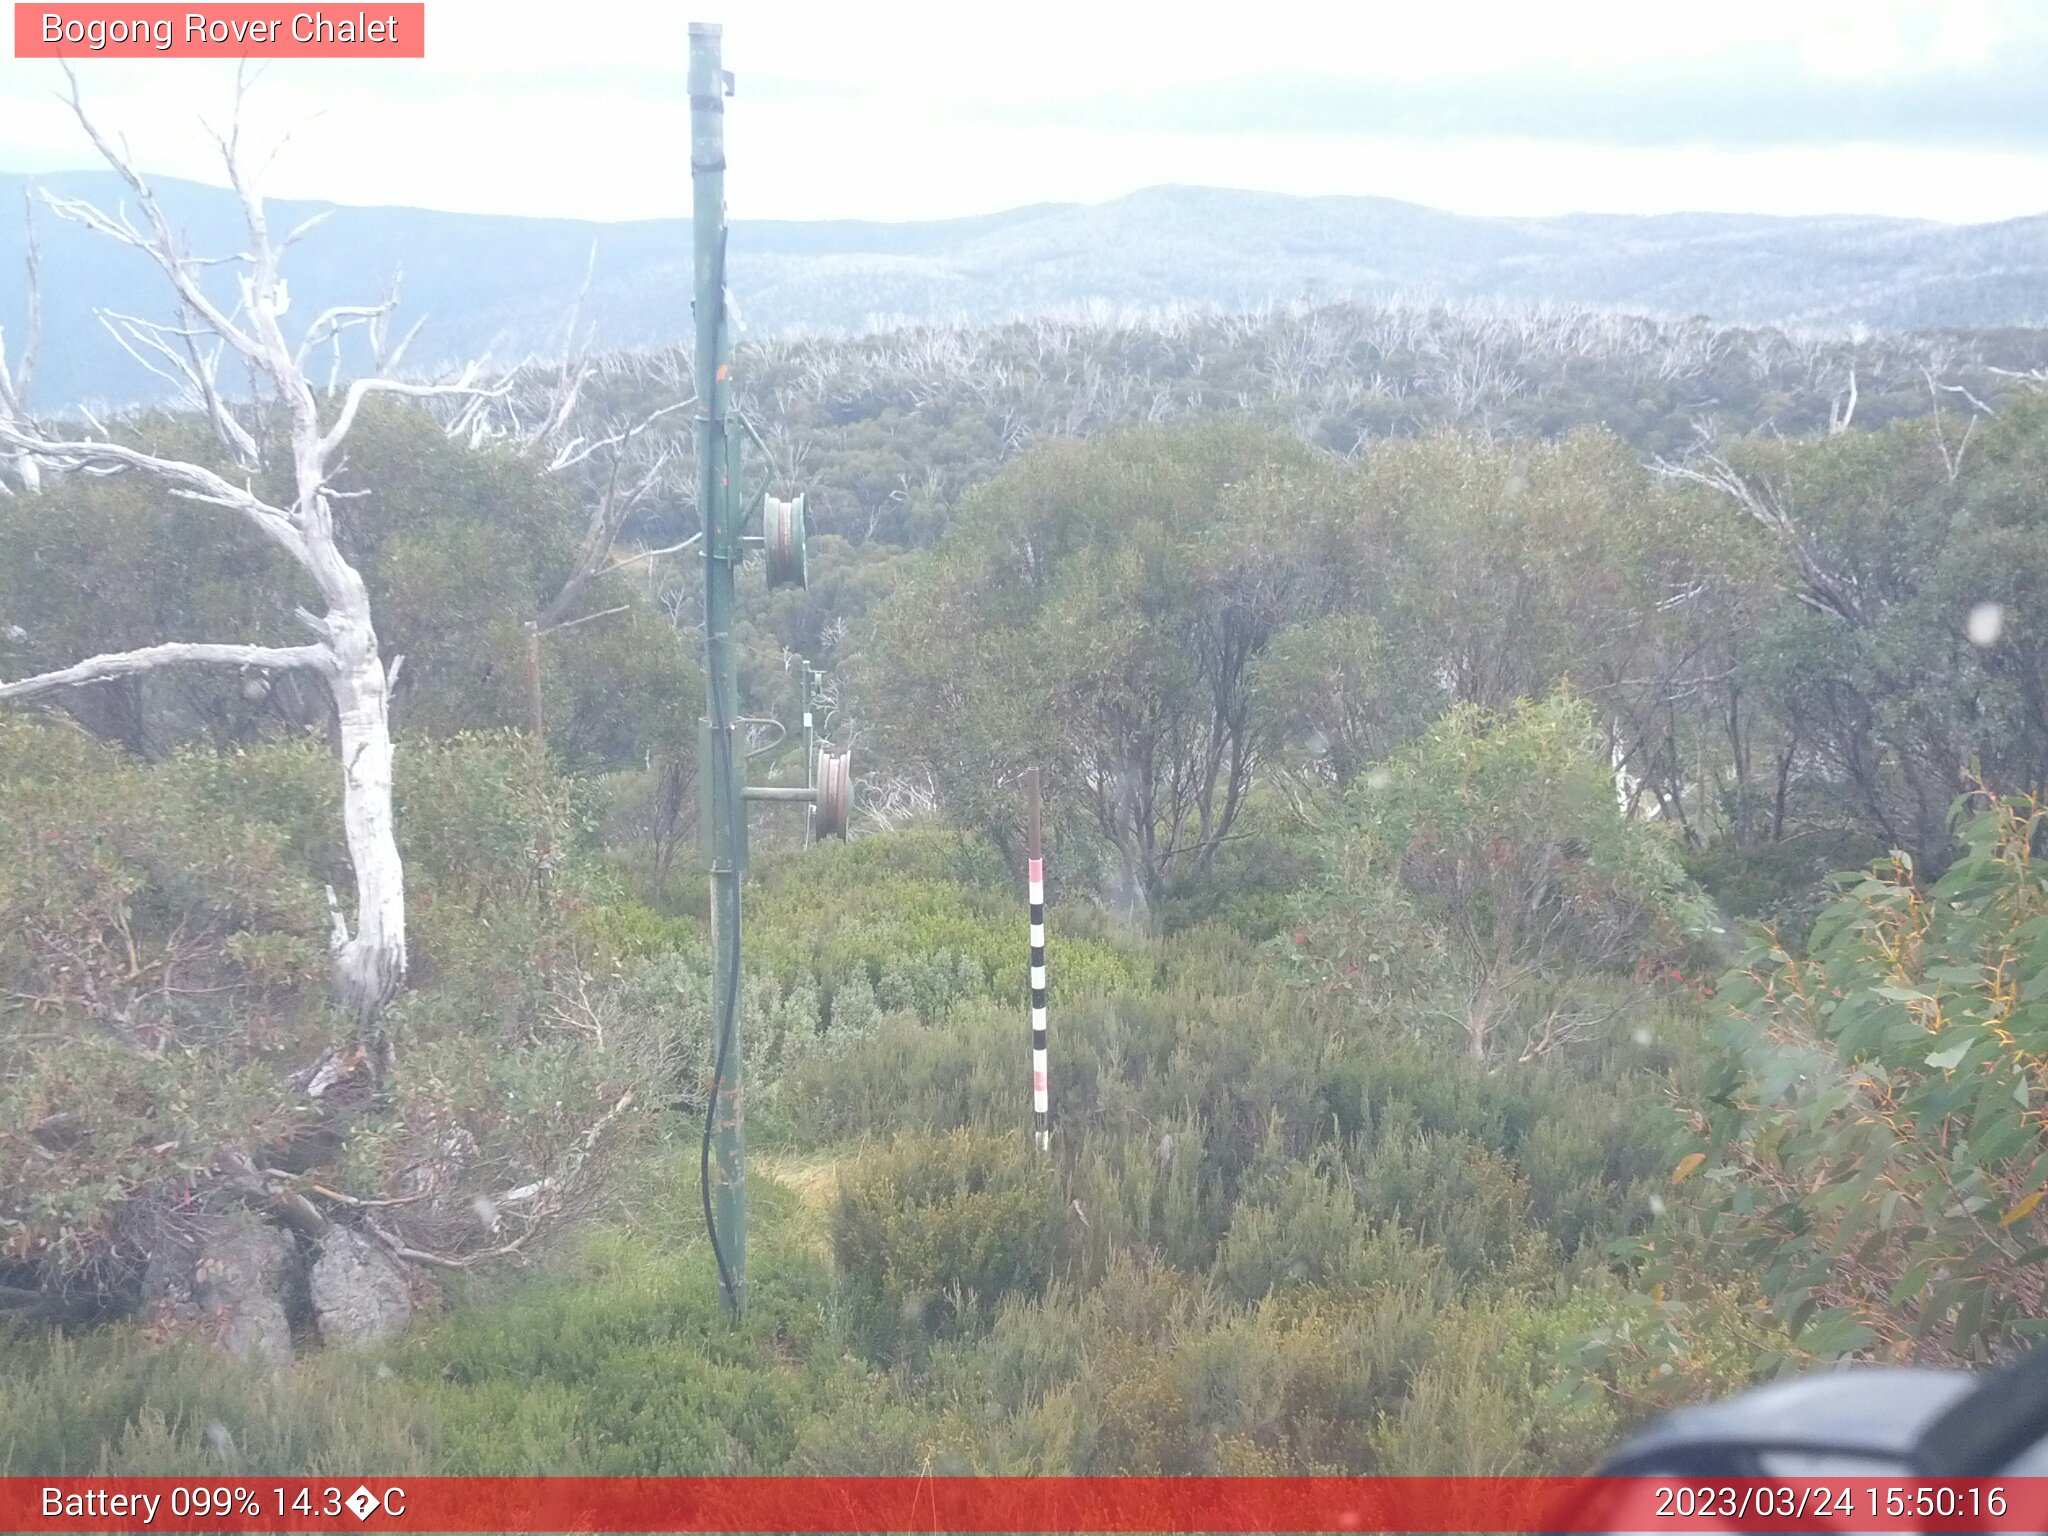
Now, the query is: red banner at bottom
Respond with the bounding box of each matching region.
[8,1475,2048,1532]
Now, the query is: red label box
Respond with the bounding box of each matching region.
[14,4,425,57]
[9,1476,2048,1533]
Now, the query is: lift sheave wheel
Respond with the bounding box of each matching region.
[764,494,808,589]
[814,747,852,840]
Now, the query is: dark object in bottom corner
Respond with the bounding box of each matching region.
[1594,1344,2048,1478]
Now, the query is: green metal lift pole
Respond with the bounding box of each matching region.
[691,19,746,1314]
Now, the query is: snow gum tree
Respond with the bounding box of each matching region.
[0,77,500,1058]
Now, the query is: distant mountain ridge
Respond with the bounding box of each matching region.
[4,174,2044,407]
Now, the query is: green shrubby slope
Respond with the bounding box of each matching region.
[11,341,2048,1473]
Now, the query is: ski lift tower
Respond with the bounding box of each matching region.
[690,21,851,1316]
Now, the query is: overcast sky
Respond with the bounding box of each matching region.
[3,0,2045,224]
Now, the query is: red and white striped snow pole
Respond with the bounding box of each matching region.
[1026,767,1049,1151]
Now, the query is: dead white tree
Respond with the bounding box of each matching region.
[1829,364,1858,434]
[0,189,41,493]
[0,74,502,1055]
[858,767,938,833]
[1923,365,1993,485]
[1656,431,1868,631]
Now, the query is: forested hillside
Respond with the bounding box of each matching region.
[8,171,2048,407]
[8,274,2048,1475]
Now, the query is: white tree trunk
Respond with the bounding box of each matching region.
[330,611,406,1028]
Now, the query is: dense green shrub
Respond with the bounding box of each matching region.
[747,828,1144,1027]
[0,1177,890,1477]
[1684,830,1886,947]
[831,1130,1067,1361]
[1367,1289,1622,1474]
[0,718,661,1312]
[1321,1027,1676,1259]
[1211,1157,1455,1305]
[1297,692,1711,1063]
[0,1326,439,1476]
[390,1202,865,1475]
[1158,800,1321,941]
[0,720,333,1300]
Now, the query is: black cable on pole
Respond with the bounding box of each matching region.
[698,440,741,1310]
[700,887,740,1307]
[699,425,738,1308]
[694,208,741,1312]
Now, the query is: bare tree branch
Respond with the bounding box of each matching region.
[595,531,700,577]
[537,449,677,631]
[0,423,306,559]
[295,301,396,370]
[545,396,692,473]
[49,67,268,368]
[320,373,508,458]
[1923,366,1986,486]
[538,604,628,637]
[0,640,330,701]
[1655,437,1868,628]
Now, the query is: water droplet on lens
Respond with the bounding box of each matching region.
[1968,602,2004,647]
